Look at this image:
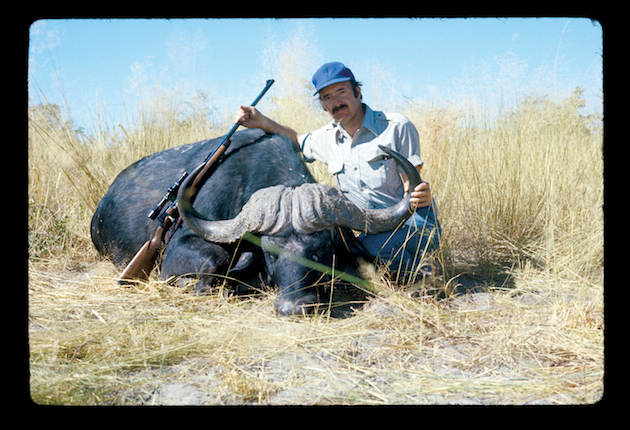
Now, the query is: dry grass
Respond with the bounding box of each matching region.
[28,52,603,404]
[28,261,603,405]
[406,88,604,281]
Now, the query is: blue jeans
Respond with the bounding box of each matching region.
[358,200,441,278]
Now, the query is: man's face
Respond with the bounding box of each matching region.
[319,81,362,124]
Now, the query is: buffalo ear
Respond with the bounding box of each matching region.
[228,251,259,274]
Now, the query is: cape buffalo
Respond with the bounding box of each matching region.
[91,129,420,315]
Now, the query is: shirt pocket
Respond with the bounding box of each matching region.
[327,159,350,192]
[328,158,344,175]
[366,148,404,197]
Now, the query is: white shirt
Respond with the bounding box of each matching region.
[300,104,423,210]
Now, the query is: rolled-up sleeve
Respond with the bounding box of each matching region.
[300,133,314,162]
[395,115,423,168]
[301,127,335,165]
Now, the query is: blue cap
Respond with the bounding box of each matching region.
[312,62,355,95]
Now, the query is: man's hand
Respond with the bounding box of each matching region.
[402,166,432,209]
[409,181,432,209]
[234,105,269,130]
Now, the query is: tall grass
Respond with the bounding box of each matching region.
[28,86,225,266]
[28,84,603,278]
[404,87,603,282]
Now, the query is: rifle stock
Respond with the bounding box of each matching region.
[117,205,177,284]
[116,79,274,283]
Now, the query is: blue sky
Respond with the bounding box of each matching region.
[28,17,603,132]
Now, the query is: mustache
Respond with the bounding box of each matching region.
[332,104,348,114]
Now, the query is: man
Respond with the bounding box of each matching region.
[235,62,441,281]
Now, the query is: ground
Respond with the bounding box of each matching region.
[28,261,604,406]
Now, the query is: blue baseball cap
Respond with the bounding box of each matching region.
[312,62,355,95]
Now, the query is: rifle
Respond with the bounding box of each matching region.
[117,79,275,284]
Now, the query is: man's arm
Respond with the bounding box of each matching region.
[235,106,306,148]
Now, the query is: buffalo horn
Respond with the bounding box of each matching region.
[177,145,422,243]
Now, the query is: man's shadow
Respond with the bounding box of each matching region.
[322,261,517,318]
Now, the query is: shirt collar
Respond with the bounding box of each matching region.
[328,104,379,139]
[359,104,380,137]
